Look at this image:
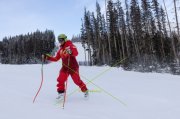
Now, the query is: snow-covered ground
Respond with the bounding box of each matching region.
[0,43,180,119]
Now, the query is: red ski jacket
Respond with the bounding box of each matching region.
[46,40,79,71]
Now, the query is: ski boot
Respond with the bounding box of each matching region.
[56,93,64,100]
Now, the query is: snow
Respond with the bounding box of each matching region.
[0,43,180,119]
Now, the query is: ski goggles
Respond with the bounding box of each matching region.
[58,38,65,42]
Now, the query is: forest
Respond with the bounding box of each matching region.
[80,0,180,74]
[0,30,55,64]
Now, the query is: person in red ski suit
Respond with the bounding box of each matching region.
[43,34,88,98]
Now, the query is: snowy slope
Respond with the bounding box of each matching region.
[0,43,180,119]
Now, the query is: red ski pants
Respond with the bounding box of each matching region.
[57,68,88,93]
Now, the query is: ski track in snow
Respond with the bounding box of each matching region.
[0,43,180,119]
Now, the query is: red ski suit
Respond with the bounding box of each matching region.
[46,40,88,93]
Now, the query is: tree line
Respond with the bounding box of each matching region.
[71,35,81,42]
[80,0,180,74]
[0,30,55,64]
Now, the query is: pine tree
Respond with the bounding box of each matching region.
[151,0,162,31]
[84,9,94,65]
[141,0,156,65]
[141,0,153,33]
[95,2,104,65]
[162,0,172,35]
[116,0,127,59]
[173,0,180,35]
[80,18,88,64]
[130,0,141,59]
[106,0,113,63]
[160,7,167,36]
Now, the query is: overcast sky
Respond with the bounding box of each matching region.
[0,0,179,41]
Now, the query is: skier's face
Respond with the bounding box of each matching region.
[58,38,65,45]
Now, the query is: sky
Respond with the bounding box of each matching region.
[0,0,105,41]
[0,0,179,41]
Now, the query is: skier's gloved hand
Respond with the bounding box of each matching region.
[66,49,72,55]
[42,54,50,62]
[42,54,45,62]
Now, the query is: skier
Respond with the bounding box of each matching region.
[42,34,88,100]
